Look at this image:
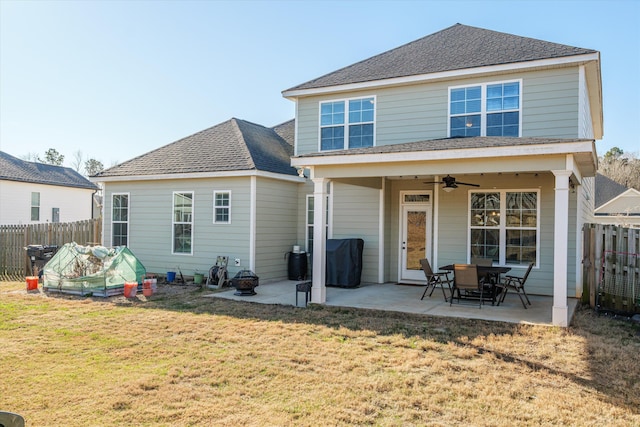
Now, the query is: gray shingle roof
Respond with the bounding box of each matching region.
[272,119,295,147]
[0,151,98,190]
[293,136,593,159]
[93,118,297,178]
[595,173,628,208]
[285,24,597,92]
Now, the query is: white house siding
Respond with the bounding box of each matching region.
[294,67,582,155]
[102,177,251,278]
[254,178,299,281]
[330,182,381,283]
[0,180,94,225]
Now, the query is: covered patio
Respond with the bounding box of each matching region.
[291,137,597,327]
[207,280,579,326]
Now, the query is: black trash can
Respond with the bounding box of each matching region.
[287,252,308,280]
[25,244,59,277]
[325,238,364,288]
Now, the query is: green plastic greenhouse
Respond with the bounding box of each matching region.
[43,243,146,296]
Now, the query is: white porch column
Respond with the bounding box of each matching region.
[312,178,328,303]
[552,170,572,326]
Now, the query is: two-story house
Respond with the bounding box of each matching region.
[285,23,601,327]
[92,24,602,327]
[0,151,99,225]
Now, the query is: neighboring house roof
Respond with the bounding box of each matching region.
[0,151,98,190]
[285,23,597,92]
[93,118,297,178]
[594,173,640,217]
[594,173,628,209]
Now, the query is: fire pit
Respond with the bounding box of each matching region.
[231,270,259,296]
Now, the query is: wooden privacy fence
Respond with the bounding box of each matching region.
[0,219,102,279]
[583,224,640,315]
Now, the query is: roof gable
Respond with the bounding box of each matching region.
[93,118,297,178]
[595,188,640,216]
[0,151,98,190]
[595,173,629,208]
[285,23,597,92]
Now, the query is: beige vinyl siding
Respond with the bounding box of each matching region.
[331,182,381,283]
[294,67,582,156]
[103,177,251,278]
[255,178,299,281]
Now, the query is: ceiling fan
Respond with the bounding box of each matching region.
[424,175,480,192]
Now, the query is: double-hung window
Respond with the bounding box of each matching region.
[112,193,129,246]
[469,190,538,266]
[320,97,375,150]
[449,80,521,137]
[173,192,193,254]
[213,191,231,224]
[31,192,40,221]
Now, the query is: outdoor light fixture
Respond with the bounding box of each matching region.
[442,185,456,193]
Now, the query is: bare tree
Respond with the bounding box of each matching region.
[598,147,640,190]
[71,150,84,172]
[21,152,40,162]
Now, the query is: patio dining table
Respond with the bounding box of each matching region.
[439,264,511,305]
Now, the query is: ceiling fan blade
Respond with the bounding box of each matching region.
[457,182,480,187]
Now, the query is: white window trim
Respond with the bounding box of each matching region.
[31,191,40,221]
[448,79,522,138]
[111,192,130,247]
[172,191,194,256]
[467,189,540,268]
[213,190,232,224]
[318,95,377,151]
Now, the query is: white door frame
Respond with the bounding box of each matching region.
[398,191,433,282]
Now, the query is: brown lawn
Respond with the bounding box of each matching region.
[1,280,638,426]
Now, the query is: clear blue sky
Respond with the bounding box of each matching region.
[1,0,638,169]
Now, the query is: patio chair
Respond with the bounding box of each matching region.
[471,256,493,267]
[498,262,534,308]
[472,256,498,285]
[419,258,452,301]
[450,264,484,308]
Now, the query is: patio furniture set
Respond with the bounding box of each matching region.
[420,258,534,309]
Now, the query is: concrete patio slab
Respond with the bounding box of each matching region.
[206,280,579,326]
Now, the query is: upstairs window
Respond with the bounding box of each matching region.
[320,97,375,150]
[449,81,521,137]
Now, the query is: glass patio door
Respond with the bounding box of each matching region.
[400,192,432,282]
